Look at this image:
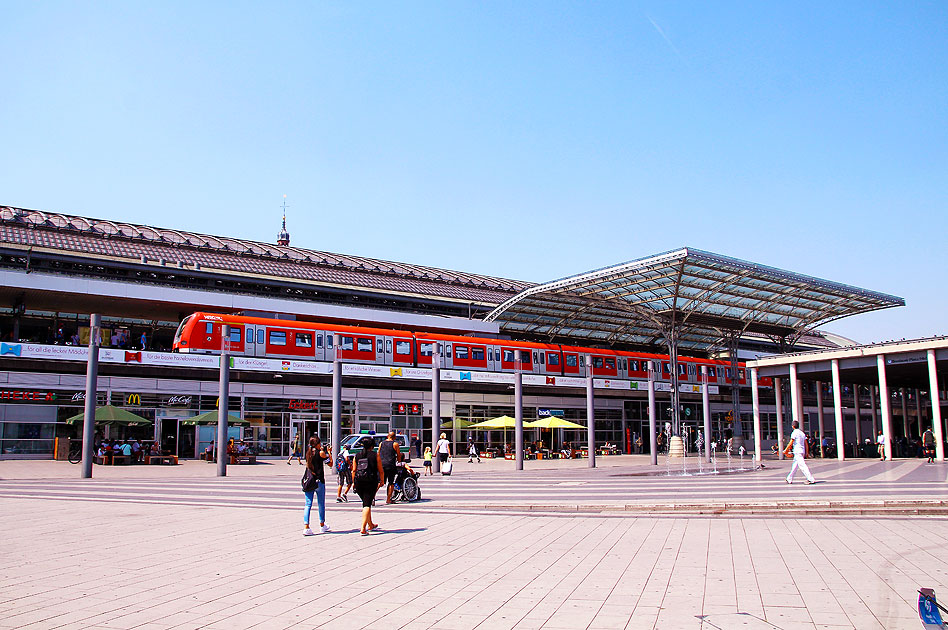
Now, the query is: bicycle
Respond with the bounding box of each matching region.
[68,441,85,464]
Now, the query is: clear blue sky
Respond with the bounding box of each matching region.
[2,2,945,343]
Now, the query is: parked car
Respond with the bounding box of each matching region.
[339,432,411,463]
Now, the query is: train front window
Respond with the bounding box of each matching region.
[173,315,192,344]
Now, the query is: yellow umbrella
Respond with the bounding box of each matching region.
[525,417,584,429]
[467,415,519,429]
[441,418,475,430]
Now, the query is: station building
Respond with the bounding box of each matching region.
[0,204,927,461]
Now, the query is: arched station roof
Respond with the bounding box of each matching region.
[485,248,905,353]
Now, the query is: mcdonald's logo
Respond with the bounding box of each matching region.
[126,393,141,406]
[215,397,220,409]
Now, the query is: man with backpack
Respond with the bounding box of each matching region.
[335,445,352,502]
[379,431,401,504]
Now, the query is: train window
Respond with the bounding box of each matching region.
[593,357,604,369]
[725,368,731,378]
[205,322,213,335]
[257,329,265,345]
[547,353,559,366]
[579,356,585,367]
[679,364,688,376]
[395,340,411,355]
[377,339,383,354]
[663,363,671,373]
[229,328,241,343]
[327,334,333,348]
[629,360,638,372]
[357,337,373,352]
[502,349,515,363]
[565,355,577,367]
[532,351,538,364]
[316,335,323,349]
[295,333,312,347]
[605,358,616,370]
[269,331,287,346]
[688,364,695,375]
[708,366,716,377]
[386,340,392,353]
[539,352,544,365]
[445,344,451,356]
[340,336,354,351]
[419,342,433,356]
[739,369,745,379]
[622,359,627,370]
[455,346,468,360]
[471,347,485,361]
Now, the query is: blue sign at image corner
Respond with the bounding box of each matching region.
[919,593,943,626]
[538,408,565,417]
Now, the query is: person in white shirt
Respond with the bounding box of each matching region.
[876,430,887,461]
[784,420,815,484]
[436,433,451,465]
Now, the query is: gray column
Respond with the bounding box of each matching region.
[775,377,785,459]
[853,385,862,451]
[217,324,230,477]
[916,390,924,443]
[831,358,845,461]
[586,354,596,468]
[789,363,801,429]
[870,385,879,436]
[900,388,910,439]
[620,404,628,455]
[702,365,711,463]
[515,350,524,471]
[928,349,944,461]
[80,314,101,479]
[751,367,761,462]
[816,381,825,457]
[331,358,342,462]
[877,354,893,460]
[431,347,441,474]
[648,362,657,466]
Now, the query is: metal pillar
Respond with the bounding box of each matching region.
[870,385,879,436]
[331,358,342,462]
[515,350,524,471]
[853,385,862,449]
[916,389,924,443]
[877,354,893,460]
[665,331,681,437]
[702,365,711,463]
[648,362,657,466]
[900,388,910,439]
[216,325,230,477]
[928,349,944,462]
[431,347,441,474]
[726,331,743,442]
[80,314,100,479]
[831,359,844,461]
[751,367,761,462]
[775,377,785,459]
[586,354,596,468]
[789,364,801,429]
[816,381,825,457]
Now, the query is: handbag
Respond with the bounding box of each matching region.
[301,467,318,492]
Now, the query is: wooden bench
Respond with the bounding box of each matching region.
[230,454,257,464]
[146,455,178,465]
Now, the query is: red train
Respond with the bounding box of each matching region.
[173,312,752,386]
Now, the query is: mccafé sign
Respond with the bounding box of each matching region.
[0,390,56,402]
[288,399,319,411]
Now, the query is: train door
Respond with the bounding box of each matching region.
[382,336,393,365]
[487,346,498,372]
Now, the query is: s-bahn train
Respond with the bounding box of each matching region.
[173,312,752,386]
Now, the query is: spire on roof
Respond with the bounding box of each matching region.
[277,194,290,246]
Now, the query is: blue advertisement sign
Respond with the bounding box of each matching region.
[538,408,565,418]
[918,591,943,627]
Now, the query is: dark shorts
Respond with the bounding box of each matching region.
[383,466,397,485]
[438,452,449,463]
[354,480,377,508]
[337,467,351,485]
[424,460,432,467]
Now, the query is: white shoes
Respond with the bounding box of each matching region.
[303,528,316,536]
[320,524,332,533]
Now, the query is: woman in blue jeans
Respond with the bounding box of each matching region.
[303,436,331,536]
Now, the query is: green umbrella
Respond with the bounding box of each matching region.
[180,410,249,426]
[65,405,152,426]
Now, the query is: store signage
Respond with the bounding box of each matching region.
[0,390,56,401]
[538,409,565,417]
[72,392,85,402]
[887,352,927,365]
[288,399,319,411]
[392,403,422,415]
[164,395,193,406]
[126,393,141,406]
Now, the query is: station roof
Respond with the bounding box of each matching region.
[485,248,905,353]
[0,206,528,306]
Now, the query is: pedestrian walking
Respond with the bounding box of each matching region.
[411,434,421,459]
[287,434,303,465]
[923,427,936,463]
[436,432,451,465]
[335,445,353,502]
[423,446,433,475]
[876,430,886,461]
[467,436,480,463]
[784,420,815,484]
[379,431,400,504]
[352,436,384,535]
[302,436,331,536]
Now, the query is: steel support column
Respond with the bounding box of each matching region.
[751,367,761,462]
[870,386,879,436]
[726,331,743,443]
[877,355,893,460]
[831,359,844,461]
[431,348,441,474]
[331,358,342,462]
[216,325,230,477]
[775,377,785,459]
[789,363,801,429]
[586,354,596,468]
[515,350,524,471]
[702,365,711,463]
[816,381,825,457]
[648,362,657,466]
[80,314,100,479]
[853,385,862,450]
[928,349,944,462]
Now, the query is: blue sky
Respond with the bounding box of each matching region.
[2,2,945,343]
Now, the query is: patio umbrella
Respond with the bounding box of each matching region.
[440,418,475,430]
[65,405,151,426]
[467,416,520,450]
[526,416,585,451]
[180,410,249,425]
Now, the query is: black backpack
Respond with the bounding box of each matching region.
[354,453,372,481]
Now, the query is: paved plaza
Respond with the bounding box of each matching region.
[1,456,947,629]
